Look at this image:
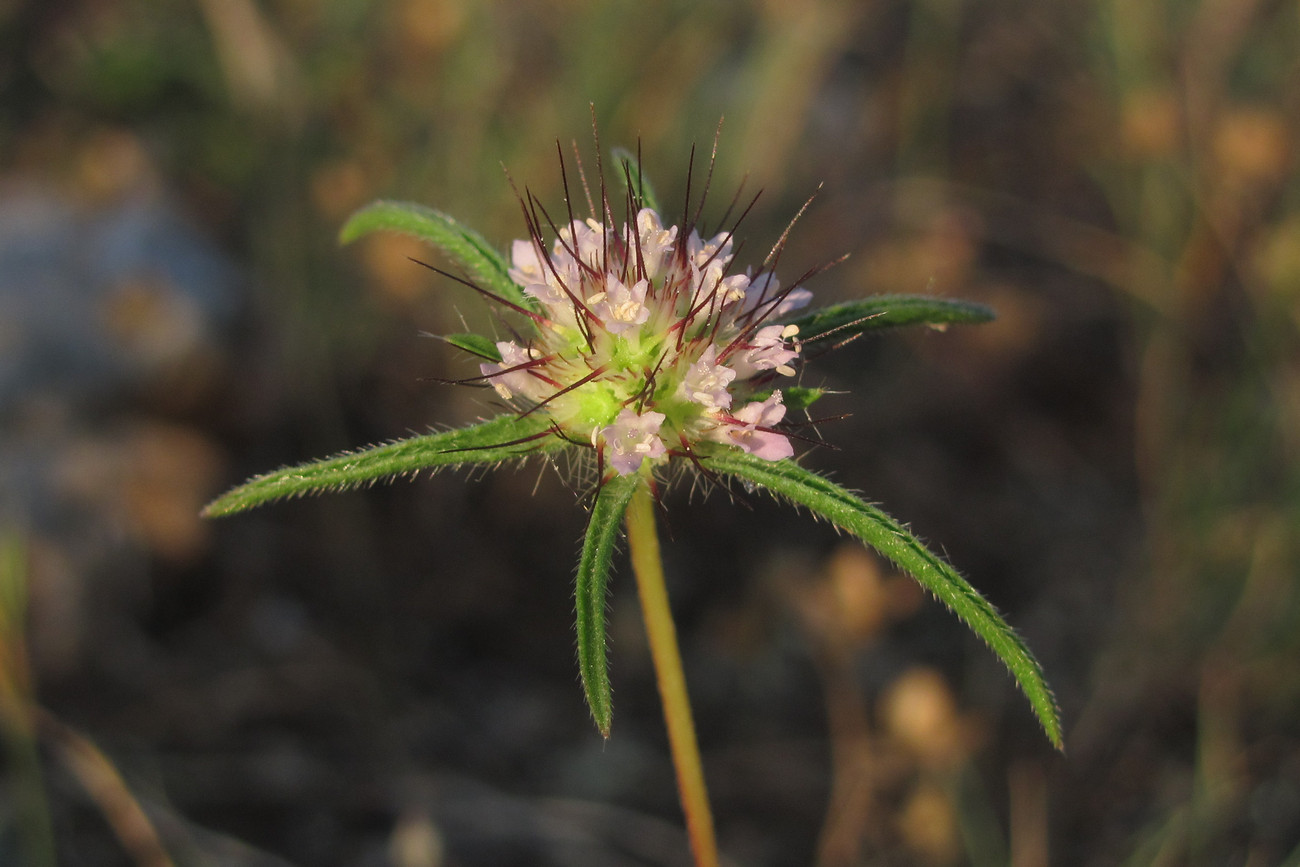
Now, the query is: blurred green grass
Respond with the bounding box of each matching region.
[1,0,1298,864]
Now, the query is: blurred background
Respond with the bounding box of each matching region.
[1,0,1297,864]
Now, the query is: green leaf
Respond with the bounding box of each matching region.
[700,452,1063,750]
[203,414,565,518]
[786,295,995,344]
[340,200,534,310]
[612,147,661,215]
[443,332,501,361]
[574,473,641,737]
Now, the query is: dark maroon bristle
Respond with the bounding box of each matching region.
[673,269,725,342]
[593,440,607,482]
[713,411,789,446]
[571,141,608,275]
[556,140,581,255]
[547,421,590,447]
[714,327,759,366]
[787,413,851,429]
[669,433,723,486]
[635,140,647,208]
[617,167,642,289]
[629,205,649,284]
[588,107,616,232]
[734,256,841,331]
[531,194,603,284]
[570,138,597,219]
[687,118,724,235]
[772,425,838,450]
[436,428,557,455]
[626,349,670,408]
[799,311,884,350]
[408,258,548,326]
[713,172,748,235]
[723,190,762,249]
[475,352,562,388]
[686,190,762,307]
[526,192,599,348]
[424,376,493,388]
[761,185,820,269]
[519,364,610,418]
[680,143,695,244]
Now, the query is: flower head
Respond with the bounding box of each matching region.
[478,205,812,476]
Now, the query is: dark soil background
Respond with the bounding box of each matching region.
[1,1,1298,865]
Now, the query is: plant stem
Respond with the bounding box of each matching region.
[625,483,719,867]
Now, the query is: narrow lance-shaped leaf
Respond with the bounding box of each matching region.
[574,473,642,737]
[340,200,535,311]
[786,295,995,345]
[203,414,565,518]
[702,451,1063,750]
[613,147,662,215]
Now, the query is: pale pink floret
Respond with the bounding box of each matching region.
[716,393,793,461]
[693,260,749,309]
[601,409,668,475]
[522,279,567,308]
[633,209,678,279]
[480,341,544,401]
[773,287,813,318]
[561,218,608,270]
[590,276,650,334]
[686,227,734,269]
[511,232,589,327]
[507,239,547,287]
[512,237,575,297]
[679,345,735,410]
[519,257,583,327]
[728,324,802,379]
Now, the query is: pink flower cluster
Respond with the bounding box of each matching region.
[479,208,811,476]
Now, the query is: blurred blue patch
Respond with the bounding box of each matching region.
[0,186,240,412]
